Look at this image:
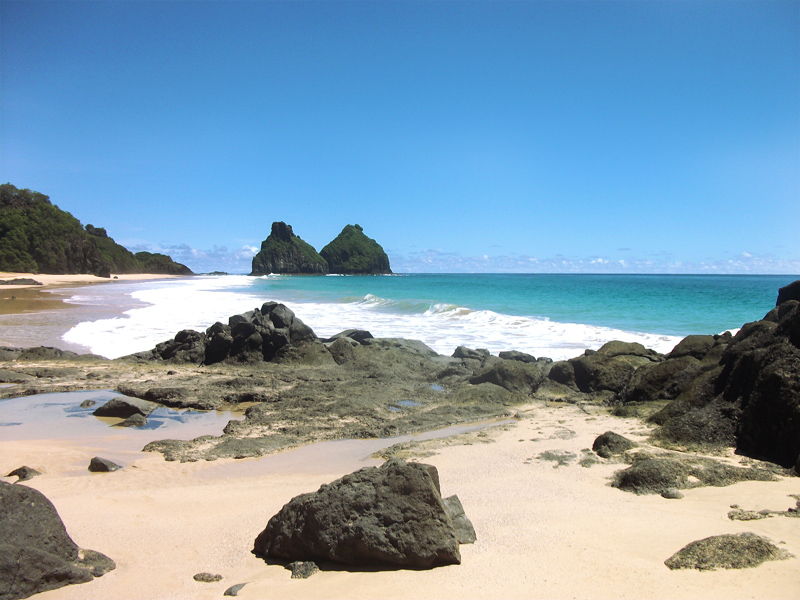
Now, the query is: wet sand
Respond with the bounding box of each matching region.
[0,272,182,352]
[2,400,798,600]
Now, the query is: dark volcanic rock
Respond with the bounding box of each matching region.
[650,300,800,467]
[250,222,328,275]
[253,459,461,569]
[113,413,147,428]
[223,583,248,596]
[443,495,476,544]
[287,561,319,579]
[327,336,356,365]
[319,224,392,275]
[498,350,540,364]
[777,279,800,306]
[570,342,662,394]
[469,360,545,395]
[327,329,374,344]
[6,466,41,483]
[665,533,792,571]
[0,481,114,600]
[452,346,491,362]
[612,457,775,495]
[92,396,158,418]
[592,431,636,459]
[88,457,122,472]
[126,302,318,366]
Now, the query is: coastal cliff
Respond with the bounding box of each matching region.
[320,224,392,275]
[0,183,192,276]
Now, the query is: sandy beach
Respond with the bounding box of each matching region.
[2,400,798,600]
[0,272,183,352]
[0,272,180,314]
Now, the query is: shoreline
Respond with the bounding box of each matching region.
[0,272,185,352]
[0,271,182,314]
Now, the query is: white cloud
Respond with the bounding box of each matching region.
[127,243,259,274]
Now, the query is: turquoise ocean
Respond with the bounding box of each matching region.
[55,273,797,361]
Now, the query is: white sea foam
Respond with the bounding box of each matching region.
[62,275,684,360]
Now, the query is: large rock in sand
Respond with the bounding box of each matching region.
[0,481,115,600]
[253,459,462,569]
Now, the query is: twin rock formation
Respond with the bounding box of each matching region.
[250,222,391,276]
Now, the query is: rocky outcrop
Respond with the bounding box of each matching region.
[124,302,318,365]
[250,222,328,275]
[777,280,800,306]
[319,224,392,275]
[548,341,662,394]
[0,481,114,600]
[253,459,462,569]
[649,298,800,468]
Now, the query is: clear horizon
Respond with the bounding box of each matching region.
[2,0,798,275]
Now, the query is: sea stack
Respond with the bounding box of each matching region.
[250,222,328,275]
[320,224,392,275]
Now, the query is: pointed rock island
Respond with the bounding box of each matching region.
[250,222,328,275]
[321,224,392,275]
[250,222,391,275]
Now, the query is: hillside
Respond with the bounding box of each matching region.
[0,183,193,276]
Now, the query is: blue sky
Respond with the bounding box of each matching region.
[2,0,798,274]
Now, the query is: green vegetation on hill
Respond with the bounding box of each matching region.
[0,183,193,276]
[135,251,193,275]
[320,224,392,274]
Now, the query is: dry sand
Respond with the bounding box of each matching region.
[2,403,798,600]
[0,272,180,290]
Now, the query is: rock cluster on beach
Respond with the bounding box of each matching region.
[1,280,799,474]
[250,221,391,275]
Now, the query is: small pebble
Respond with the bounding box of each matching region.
[661,487,684,500]
[288,561,319,579]
[223,583,247,596]
[193,572,223,583]
[88,457,122,472]
[6,466,41,482]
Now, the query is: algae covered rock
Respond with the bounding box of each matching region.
[320,224,391,274]
[665,533,792,571]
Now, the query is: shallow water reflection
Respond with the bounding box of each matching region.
[0,390,244,451]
